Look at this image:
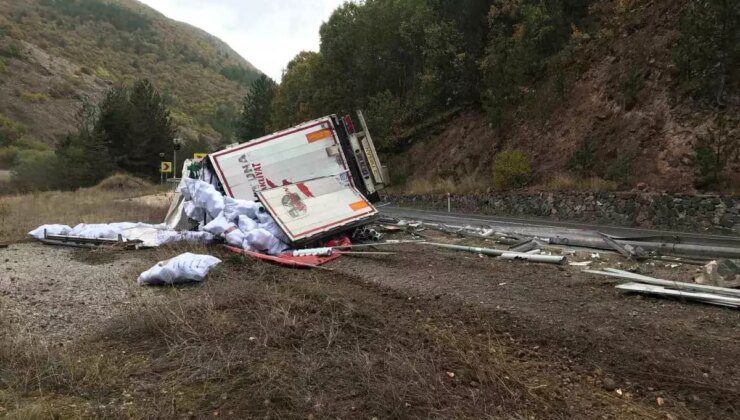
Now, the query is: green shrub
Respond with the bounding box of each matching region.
[365,90,402,152]
[16,137,50,151]
[693,113,738,189]
[11,149,59,190]
[568,137,597,175]
[0,113,26,146]
[0,41,25,59]
[0,145,18,168]
[673,0,738,104]
[619,66,645,109]
[606,153,634,184]
[492,150,532,190]
[19,91,50,103]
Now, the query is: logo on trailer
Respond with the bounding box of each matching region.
[281,188,307,218]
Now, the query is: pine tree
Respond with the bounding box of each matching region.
[129,79,176,178]
[237,74,277,140]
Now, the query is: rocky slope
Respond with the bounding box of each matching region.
[395,0,738,194]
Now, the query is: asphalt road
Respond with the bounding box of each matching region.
[379,205,740,248]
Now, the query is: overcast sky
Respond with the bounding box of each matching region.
[138,0,347,81]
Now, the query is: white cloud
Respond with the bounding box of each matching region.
[137,0,347,81]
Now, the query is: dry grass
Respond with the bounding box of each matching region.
[0,255,657,418]
[540,174,619,192]
[94,173,154,191]
[0,179,168,243]
[405,176,489,195]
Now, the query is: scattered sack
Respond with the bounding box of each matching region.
[137,253,221,286]
[28,224,72,239]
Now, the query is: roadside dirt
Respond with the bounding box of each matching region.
[1,233,737,418]
[332,233,740,417]
[0,242,164,344]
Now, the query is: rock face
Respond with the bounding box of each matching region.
[388,192,740,234]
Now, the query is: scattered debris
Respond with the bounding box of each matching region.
[598,232,646,260]
[137,253,221,286]
[423,242,566,265]
[586,268,740,308]
[616,282,740,308]
[569,261,592,267]
[694,259,740,288]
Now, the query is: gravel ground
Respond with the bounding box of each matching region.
[0,242,162,345]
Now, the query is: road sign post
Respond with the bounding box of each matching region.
[160,161,173,179]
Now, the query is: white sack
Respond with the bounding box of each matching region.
[202,214,234,236]
[68,223,123,240]
[28,224,72,240]
[224,227,246,248]
[223,197,261,221]
[137,253,221,285]
[181,178,224,219]
[237,215,258,232]
[244,228,289,255]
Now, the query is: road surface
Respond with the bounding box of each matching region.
[379,205,740,248]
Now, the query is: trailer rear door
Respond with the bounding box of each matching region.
[209,117,352,201]
[256,176,377,244]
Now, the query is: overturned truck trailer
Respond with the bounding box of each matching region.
[197,111,387,246]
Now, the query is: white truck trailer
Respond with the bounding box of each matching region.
[207,111,387,245]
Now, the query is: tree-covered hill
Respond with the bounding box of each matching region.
[241,0,737,193]
[0,0,262,147]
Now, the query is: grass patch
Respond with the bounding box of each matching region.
[541,174,618,192]
[18,90,50,103]
[405,176,488,195]
[0,183,167,243]
[0,258,640,418]
[94,173,153,192]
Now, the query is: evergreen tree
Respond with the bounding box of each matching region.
[56,79,176,186]
[237,74,276,140]
[128,79,176,177]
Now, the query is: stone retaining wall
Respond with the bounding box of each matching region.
[386,192,740,234]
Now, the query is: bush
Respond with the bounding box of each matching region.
[0,41,25,59]
[0,145,18,168]
[693,113,738,189]
[11,149,59,191]
[492,150,532,190]
[568,137,597,175]
[95,173,152,191]
[543,174,617,192]
[673,0,738,104]
[619,66,645,109]
[365,90,402,152]
[19,91,50,103]
[16,137,50,151]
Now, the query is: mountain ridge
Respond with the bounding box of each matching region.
[0,0,262,148]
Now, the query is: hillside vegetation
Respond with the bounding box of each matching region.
[0,0,261,150]
[241,0,737,193]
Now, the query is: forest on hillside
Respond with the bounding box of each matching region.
[241,0,738,192]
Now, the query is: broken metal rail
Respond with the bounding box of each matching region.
[40,230,141,248]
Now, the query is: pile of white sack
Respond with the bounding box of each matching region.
[28,178,290,255]
[178,178,289,255]
[28,222,214,248]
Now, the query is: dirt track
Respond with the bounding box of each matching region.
[1,234,738,418]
